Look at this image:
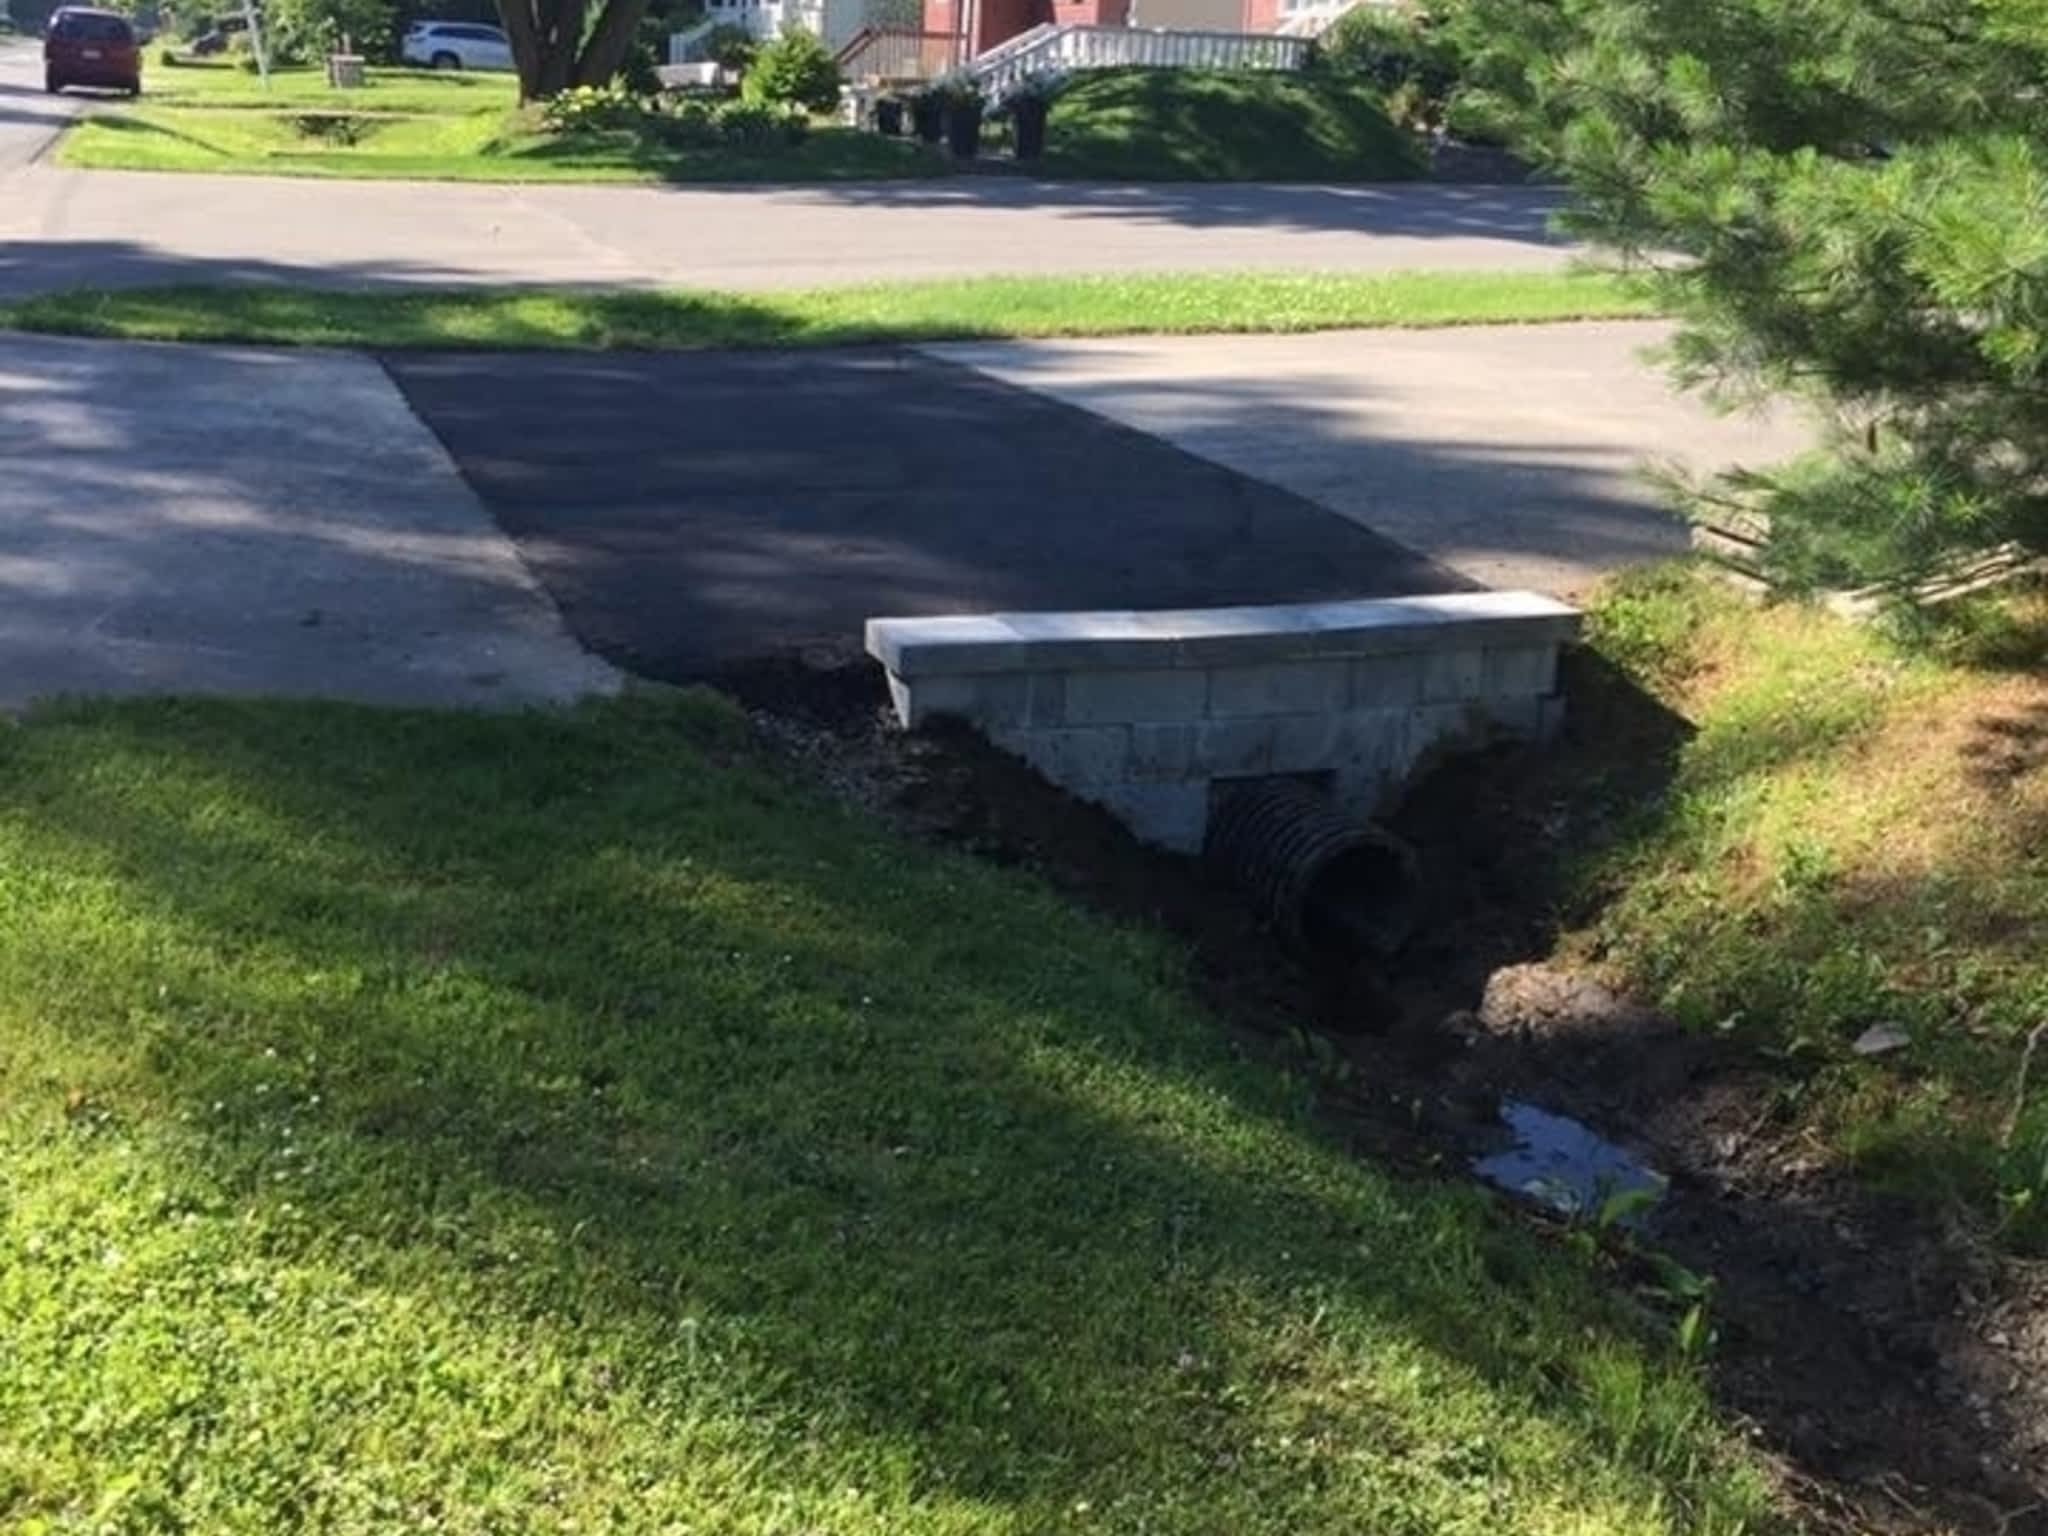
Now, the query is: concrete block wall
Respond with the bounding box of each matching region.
[866,593,1581,853]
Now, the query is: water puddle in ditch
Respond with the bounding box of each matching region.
[1472,1101,1668,1227]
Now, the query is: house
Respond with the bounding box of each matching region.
[918,0,1370,65]
[673,0,1370,76]
[676,0,919,57]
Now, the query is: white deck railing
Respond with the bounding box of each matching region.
[834,25,961,81]
[670,0,828,61]
[969,25,1312,104]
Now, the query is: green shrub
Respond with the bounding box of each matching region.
[1318,1,1462,132]
[929,68,982,110]
[740,27,840,114]
[634,96,809,150]
[659,96,724,148]
[700,20,755,72]
[1441,87,1510,148]
[267,0,392,63]
[541,82,652,134]
[711,97,806,147]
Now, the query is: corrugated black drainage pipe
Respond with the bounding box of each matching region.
[1203,778,1419,960]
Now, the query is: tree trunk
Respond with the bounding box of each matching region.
[538,0,586,96]
[574,0,651,87]
[499,0,649,100]
[497,0,548,100]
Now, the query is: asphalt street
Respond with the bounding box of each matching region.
[0,40,1573,297]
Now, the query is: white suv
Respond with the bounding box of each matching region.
[401,21,513,71]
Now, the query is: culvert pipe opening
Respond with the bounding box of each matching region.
[1202,778,1418,960]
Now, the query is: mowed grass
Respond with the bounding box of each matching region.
[143,58,517,113]
[0,271,1655,350]
[58,105,941,182]
[1569,568,2048,1245]
[0,693,1775,1534]
[1041,67,1425,181]
[84,60,1427,185]
[62,106,508,174]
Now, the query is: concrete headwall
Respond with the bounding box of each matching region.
[867,592,1581,852]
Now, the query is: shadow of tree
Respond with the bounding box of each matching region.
[0,693,1770,1532]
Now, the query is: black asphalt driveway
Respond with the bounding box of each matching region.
[382,347,1466,679]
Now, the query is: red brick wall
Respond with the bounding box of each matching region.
[923,0,1291,55]
[1049,0,1129,26]
[920,0,1057,54]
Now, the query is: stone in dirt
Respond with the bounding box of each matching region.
[1852,1022,1913,1056]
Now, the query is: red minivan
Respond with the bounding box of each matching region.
[44,7,142,96]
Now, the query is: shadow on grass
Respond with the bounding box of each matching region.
[66,109,232,157]
[491,125,951,183]
[1038,68,1424,184]
[0,693,1768,1532]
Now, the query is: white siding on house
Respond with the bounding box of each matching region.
[690,0,895,51]
[1128,0,1245,32]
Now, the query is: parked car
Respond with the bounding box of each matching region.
[185,14,246,55]
[400,20,513,71]
[44,6,141,95]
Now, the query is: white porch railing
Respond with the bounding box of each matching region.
[667,16,717,63]
[834,25,961,81]
[968,21,1058,73]
[670,0,828,62]
[969,25,1312,104]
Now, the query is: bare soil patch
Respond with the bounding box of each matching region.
[719,649,2048,1536]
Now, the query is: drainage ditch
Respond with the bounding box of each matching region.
[723,652,2046,1533]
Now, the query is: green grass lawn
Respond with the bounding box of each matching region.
[0,271,1655,349]
[70,58,938,183]
[85,60,1425,184]
[0,691,1774,1534]
[1040,68,1425,181]
[1563,568,2048,1247]
[59,104,943,183]
[143,58,518,113]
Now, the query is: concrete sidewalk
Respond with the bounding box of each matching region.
[0,334,615,709]
[930,323,1810,597]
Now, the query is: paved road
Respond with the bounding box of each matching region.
[933,324,1810,597]
[0,333,615,708]
[383,345,1464,677]
[0,170,1572,297]
[0,35,1570,298]
[0,38,83,173]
